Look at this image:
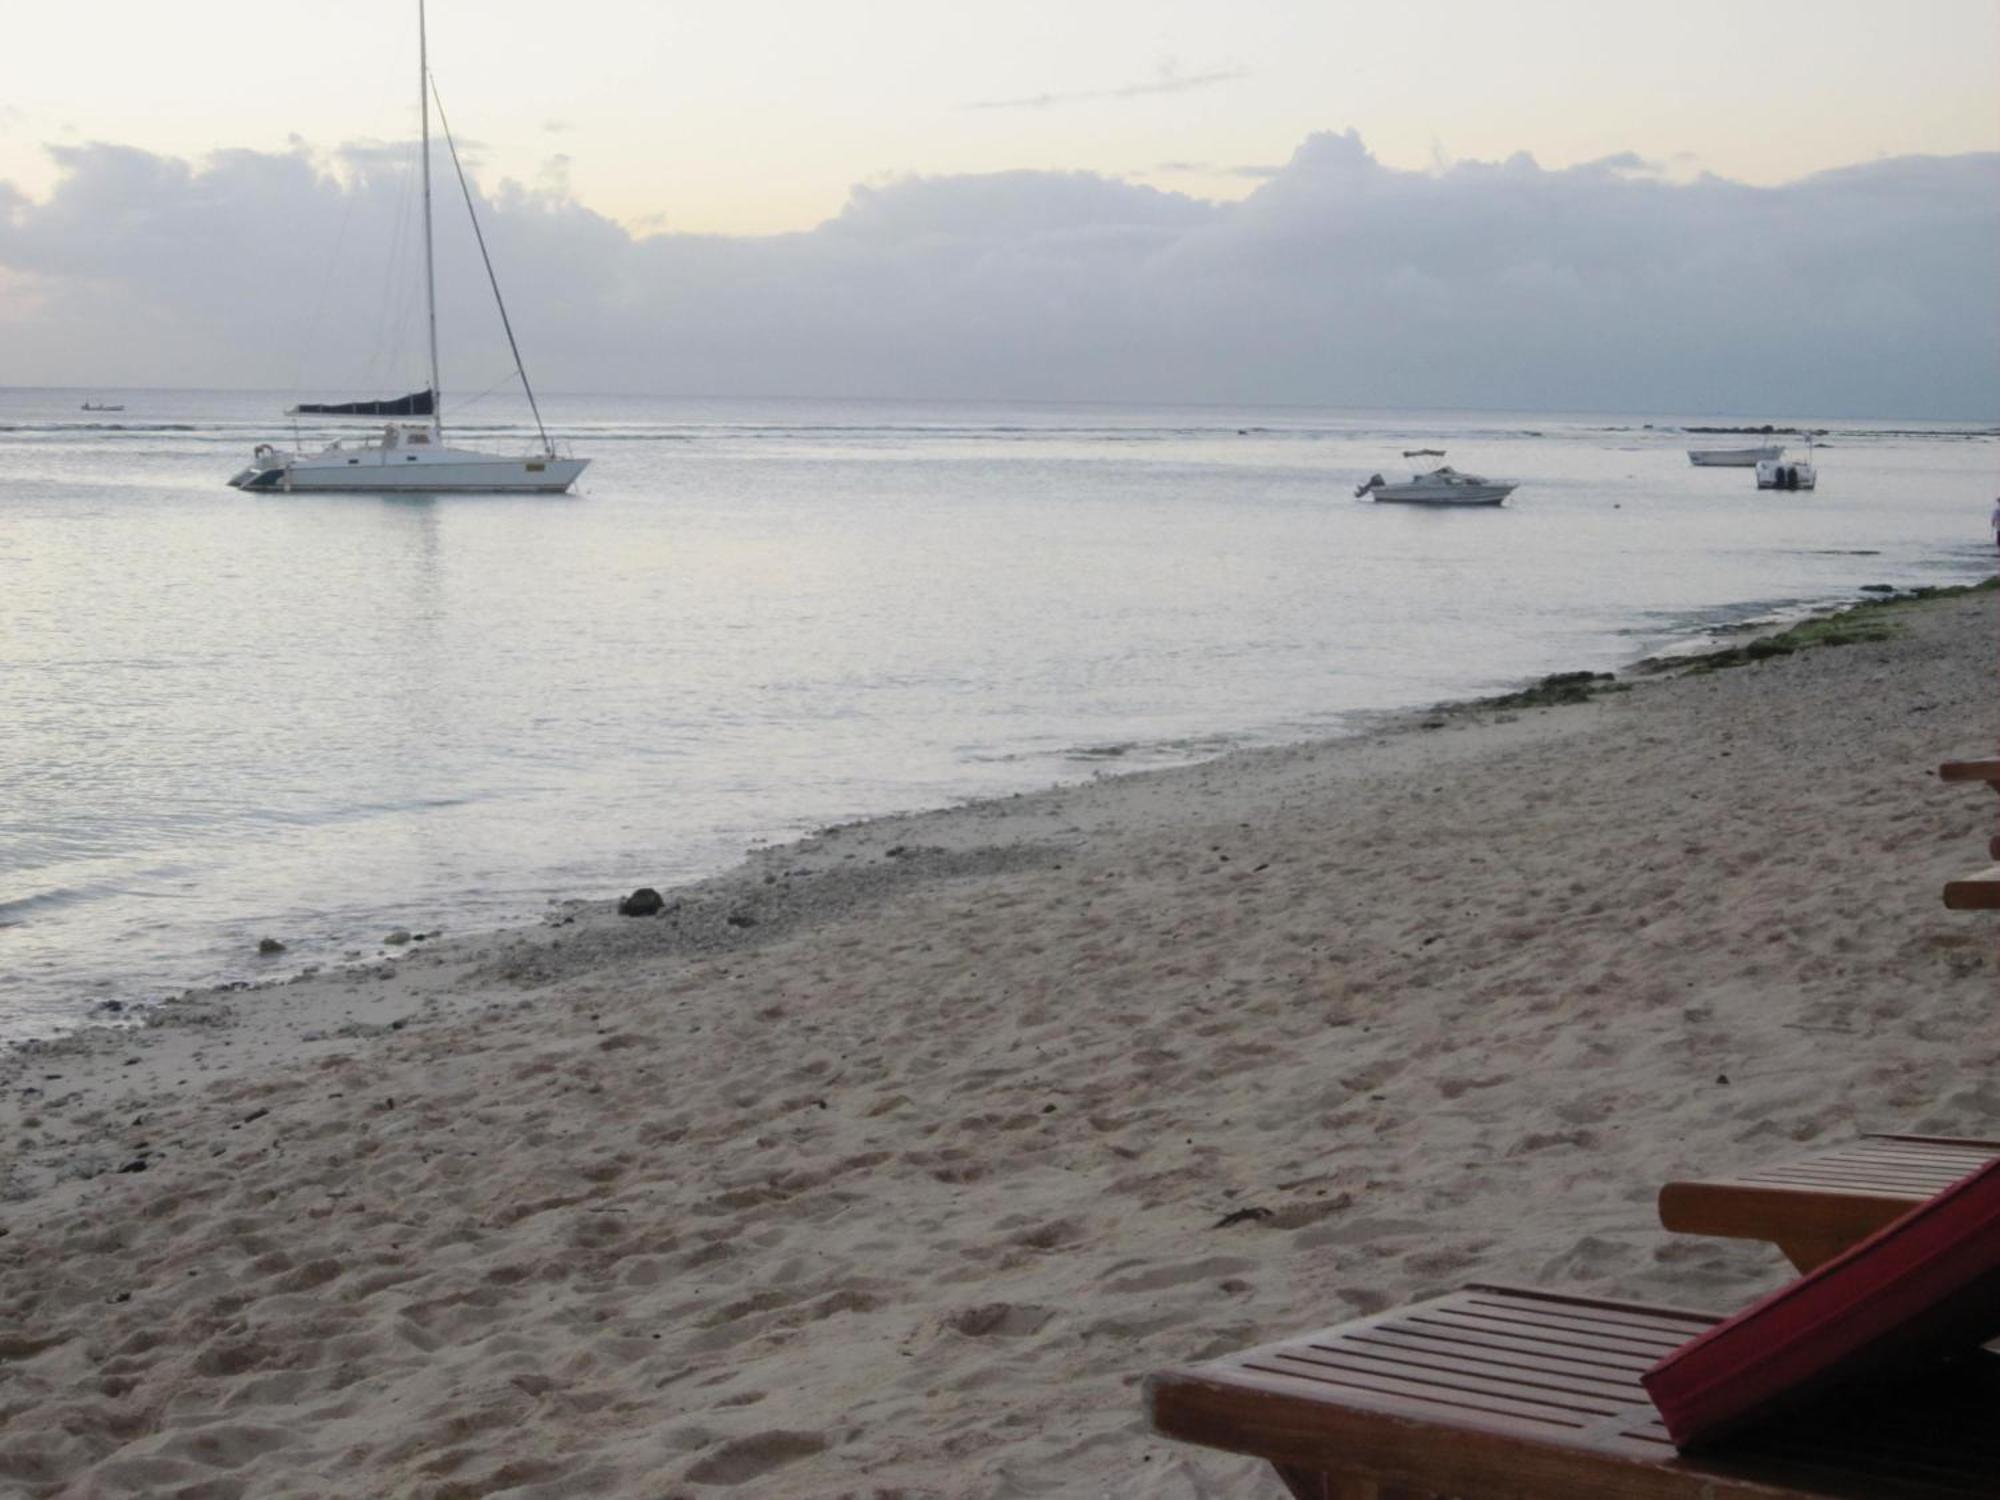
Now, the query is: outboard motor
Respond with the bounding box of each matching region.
[1354,473,1384,498]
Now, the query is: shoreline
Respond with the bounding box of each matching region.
[8,575,1988,1059]
[1,579,1994,1496]
[4,577,1988,1175]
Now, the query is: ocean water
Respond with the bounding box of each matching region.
[1,388,1993,1039]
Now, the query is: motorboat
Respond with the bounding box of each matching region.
[1756,439,1818,491]
[81,403,125,412]
[229,2,587,495]
[1755,458,1815,491]
[1688,445,1782,467]
[1356,462,1516,506]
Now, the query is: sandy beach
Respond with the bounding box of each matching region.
[2,584,1995,1499]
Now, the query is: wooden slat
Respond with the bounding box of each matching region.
[1864,1136,2000,1152]
[1347,1324,1657,1391]
[1243,1352,1612,1429]
[1268,1341,1636,1414]
[1146,1286,2000,1498]
[1744,1154,1983,1177]
[1747,1143,1995,1173]
[1433,1303,1692,1352]
[1796,1140,2000,1173]
[1386,1312,1666,1376]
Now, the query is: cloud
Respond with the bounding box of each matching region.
[0,129,1995,418]
[335,138,426,172]
[1152,161,1283,180]
[965,67,1248,111]
[1580,150,1657,175]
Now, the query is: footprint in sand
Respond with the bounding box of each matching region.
[945,1303,1056,1337]
[683,1429,828,1484]
[1100,1257,1254,1294]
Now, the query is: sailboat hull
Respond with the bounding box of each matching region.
[230,452,588,493]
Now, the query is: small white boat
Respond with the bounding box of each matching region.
[81,403,125,412]
[1688,445,1782,467]
[1755,440,1817,491]
[230,1,586,495]
[1754,458,1815,491]
[1356,463,1516,506]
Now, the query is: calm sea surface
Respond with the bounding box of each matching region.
[2,388,1993,1038]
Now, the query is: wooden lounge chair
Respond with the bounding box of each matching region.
[1657,1134,2000,1271]
[1939,759,2000,899]
[1145,1283,2000,1498]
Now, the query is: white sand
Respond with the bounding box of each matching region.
[2,588,1995,1499]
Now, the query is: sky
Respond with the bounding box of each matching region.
[2,0,1997,415]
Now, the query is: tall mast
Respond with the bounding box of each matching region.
[419,0,442,438]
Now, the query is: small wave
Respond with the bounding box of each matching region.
[1092,740,1241,772]
[0,422,201,433]
[978,733,1246,767]
[0,887,83,923]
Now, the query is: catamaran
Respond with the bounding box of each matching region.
[229,2,587,494]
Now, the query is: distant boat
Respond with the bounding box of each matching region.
[229,1,586,494]
[80,403,124,412]
[1402,448,1446,458]
[1755,459,1816,491]
[1756,439,1818,491]
[1356,461,1516,506]
[1688,445,1782,467]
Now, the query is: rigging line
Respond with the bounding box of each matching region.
[289,153,363,408]
[352,13,422,397]
[364,149,419,394]
[428,75,554,456]
[453,368,528,413]
[287,9,406,407]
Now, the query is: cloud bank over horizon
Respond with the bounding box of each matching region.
[1,130,1995,419]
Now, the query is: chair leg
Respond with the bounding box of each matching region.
[1776,1235,1850,1273]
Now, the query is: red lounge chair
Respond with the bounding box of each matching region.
[1145,1283,2000,1498]
[1646,1154,2000,1447]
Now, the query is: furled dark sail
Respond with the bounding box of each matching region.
[289,389,435,418]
